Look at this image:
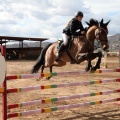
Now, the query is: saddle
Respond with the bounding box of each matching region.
[56,35,85,64]
[57,37,73,50]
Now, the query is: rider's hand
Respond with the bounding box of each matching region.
[81,31,85,35]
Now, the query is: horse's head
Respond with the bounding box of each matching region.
[95,19,110,51]
[86,19,110,51]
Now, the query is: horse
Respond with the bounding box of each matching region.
[31,19,110,79]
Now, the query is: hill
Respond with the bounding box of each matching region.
[108,33,120,51]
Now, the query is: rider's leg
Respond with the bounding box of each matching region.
[63,34,75,64]
[62,33,69,46]
[57,43,64,59]
[56,33,68,60]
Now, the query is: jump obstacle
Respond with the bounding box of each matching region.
[1,46,120,120]
[5,77,120,119]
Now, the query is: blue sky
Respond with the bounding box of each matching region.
[0,0,120,42]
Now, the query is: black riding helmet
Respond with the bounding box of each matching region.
[75,11,83,17]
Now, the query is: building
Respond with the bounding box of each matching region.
[0,36,49,60]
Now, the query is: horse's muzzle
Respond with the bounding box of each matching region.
[103,44,109,51]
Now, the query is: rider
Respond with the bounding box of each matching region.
[57,11,85,60]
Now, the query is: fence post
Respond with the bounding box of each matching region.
[1,46,7,120]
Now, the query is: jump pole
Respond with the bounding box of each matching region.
[7,88,120,109]
[7,97,120,118]
[6,68,120,81]
[7,78,120,93]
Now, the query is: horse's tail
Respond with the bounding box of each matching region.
[31,43,52,73]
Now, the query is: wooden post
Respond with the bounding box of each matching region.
[1,46,7,120]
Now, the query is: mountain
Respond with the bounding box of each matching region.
[108,33,120,51]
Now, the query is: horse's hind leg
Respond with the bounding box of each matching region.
[46,60,66,80]
[46,66,52,80]
[37,65,45,80]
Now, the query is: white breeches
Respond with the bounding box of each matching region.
[62,33,69,46]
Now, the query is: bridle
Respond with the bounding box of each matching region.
[95,26,108,39]
[95,25,108,49]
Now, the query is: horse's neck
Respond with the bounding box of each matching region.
[73,36,86,46]
[70,36,87,52]
[86,26,97,43]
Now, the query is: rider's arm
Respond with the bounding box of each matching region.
[70,20,81,36]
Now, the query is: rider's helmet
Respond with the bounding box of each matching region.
[75,11,83,17]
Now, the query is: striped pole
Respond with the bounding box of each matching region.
[6,68,120,81]
[1,46,7,120]
[0,87,4,93]
[7,78,120,93]
[7,89,120,109]
[7,97,120,118]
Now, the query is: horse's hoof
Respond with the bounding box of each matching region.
[46,77,51,80]
[90,67,96,73]
[36,77,40,81]
[95,65,100,69]
[85,65,92,72]
[97,66,100,69]
[85,66,90,71]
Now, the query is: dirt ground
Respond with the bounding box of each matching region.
[0,57,120,120]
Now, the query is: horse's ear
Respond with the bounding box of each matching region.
[100,19,104,24]
[85,21,90,26]
[105,20,111,26]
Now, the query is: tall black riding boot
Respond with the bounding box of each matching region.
[56,43,64,61]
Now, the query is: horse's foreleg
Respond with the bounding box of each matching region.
[77,53,92,71]
[92,52,102,71]
[85,53,92,71]
[90,52,102,72]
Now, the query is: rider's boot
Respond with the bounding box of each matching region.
[56,43,64,61]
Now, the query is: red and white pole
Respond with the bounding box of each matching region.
[1,46,7,120]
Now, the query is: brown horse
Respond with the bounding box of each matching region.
[31,19,110,79]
